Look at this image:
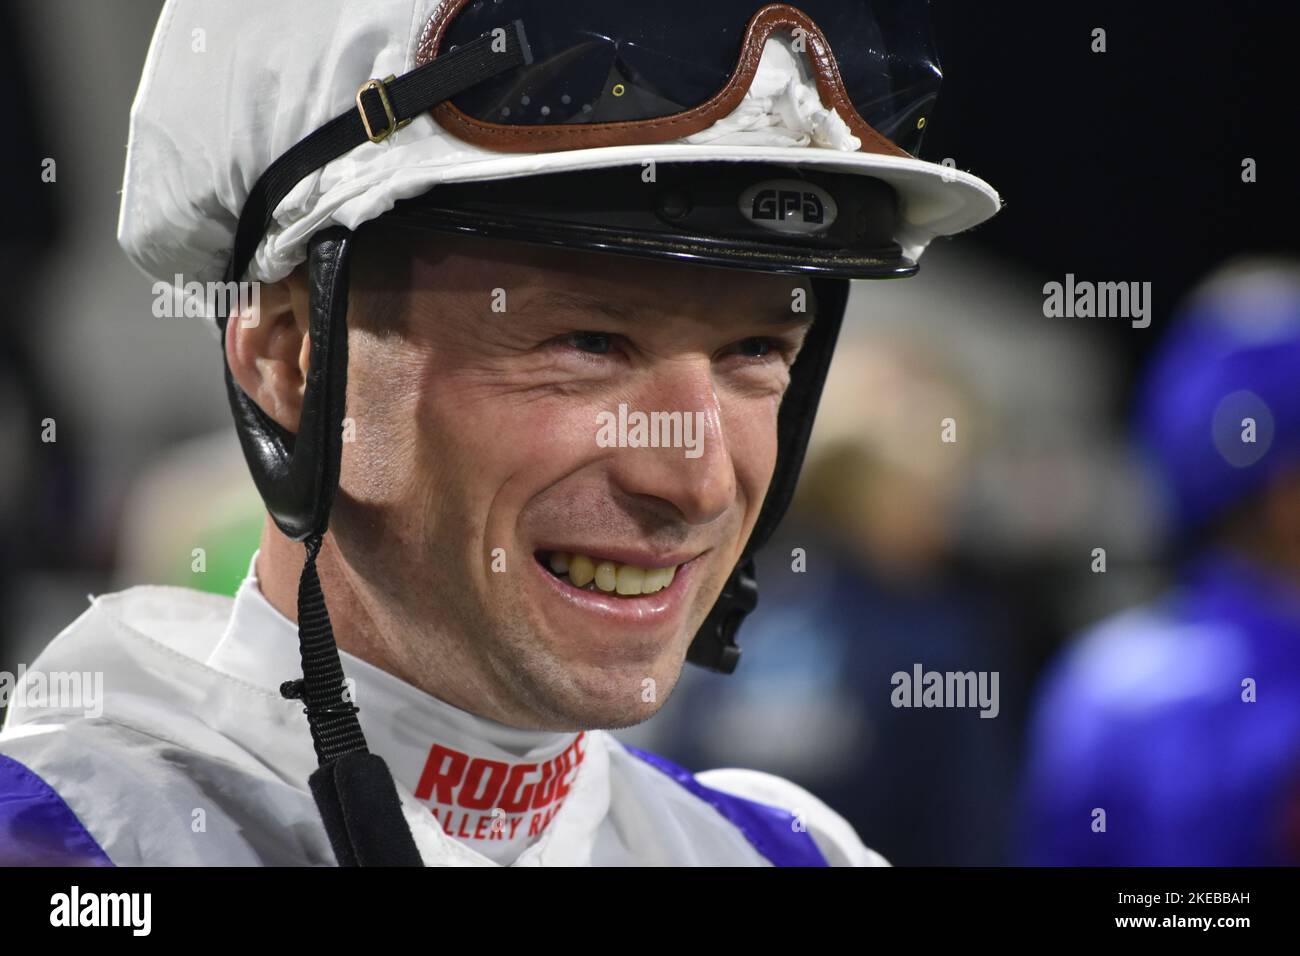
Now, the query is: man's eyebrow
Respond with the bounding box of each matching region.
[764,304,818,326]
[524,287,817,326]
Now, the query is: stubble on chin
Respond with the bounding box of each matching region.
[467,602,691,732]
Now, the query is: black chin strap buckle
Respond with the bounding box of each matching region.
[280,677,358,720]
[686,558,757,674]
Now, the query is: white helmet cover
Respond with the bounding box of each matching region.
[118,0,1001,287]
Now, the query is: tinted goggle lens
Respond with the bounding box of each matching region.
[440,0,941,154]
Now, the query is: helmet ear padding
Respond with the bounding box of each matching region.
[686,276,848,673]
[220,227,353,542]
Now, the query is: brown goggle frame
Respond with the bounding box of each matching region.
[415,2,912,158]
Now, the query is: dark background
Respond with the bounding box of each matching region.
[928,0,1294,375]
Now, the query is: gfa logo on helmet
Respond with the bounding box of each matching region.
[739,179,838,235]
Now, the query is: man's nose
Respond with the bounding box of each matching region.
[602,360,736,527]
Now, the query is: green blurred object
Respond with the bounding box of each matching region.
[168,511,264,596]
[115,430,265,596]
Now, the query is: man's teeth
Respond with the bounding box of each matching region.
[546,551,677,596]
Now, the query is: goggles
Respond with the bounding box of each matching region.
[425,0,939,156]
[227,2,940,283]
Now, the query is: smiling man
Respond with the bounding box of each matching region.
[0,0,999,866]
[249,229,816,735]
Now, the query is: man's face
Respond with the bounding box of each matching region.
[331,230,814,730]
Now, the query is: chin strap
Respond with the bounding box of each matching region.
[281,534,423,867]
[235,229,422,866]
[688,557,758,674]
[280,534,370,764]
[685,276,849,673]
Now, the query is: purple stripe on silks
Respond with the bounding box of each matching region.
[0,753,114,866]
[622,744,829,867]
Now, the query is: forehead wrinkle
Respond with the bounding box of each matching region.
[522,289,639,325]
[520,283,817,329]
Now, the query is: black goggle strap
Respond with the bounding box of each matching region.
[224,20,530,285]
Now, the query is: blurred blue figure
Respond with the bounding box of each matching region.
[1020,260,1300,865]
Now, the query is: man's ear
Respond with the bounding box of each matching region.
[224,265,312,434]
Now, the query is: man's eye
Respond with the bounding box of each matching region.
[567,331,613,354]
[733,337,774,359]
